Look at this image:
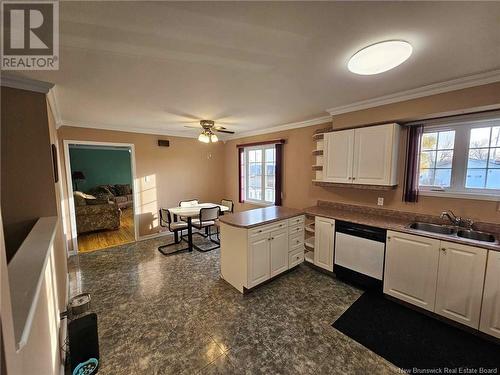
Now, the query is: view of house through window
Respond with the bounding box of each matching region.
[418,117,500,196]
[466,126,500,189]
[245,145,276,204]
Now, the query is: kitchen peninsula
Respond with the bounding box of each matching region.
[219,206,305,293]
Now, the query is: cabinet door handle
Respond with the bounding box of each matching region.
[441,247,446,252]
[352,177,356,180]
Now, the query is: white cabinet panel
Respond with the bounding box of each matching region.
[323,130,354,183]
[270,229,288,277]
[353,123,399,185]
[314,216,334,271]
[480,251,500,338]
[384,231,440,311]
[435,241,487,328]
[248,236,270,288]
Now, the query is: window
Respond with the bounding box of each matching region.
[466,126,500,189]
[417,114,500,198]
[419,130,455,188]
[244,145,276,205]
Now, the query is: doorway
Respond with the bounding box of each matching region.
[64,141,138,253]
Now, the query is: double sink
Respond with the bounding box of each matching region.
[408,222,497,243]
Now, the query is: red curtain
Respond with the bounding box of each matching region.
[403,125,424,202]
[238,148,245,203]
[274,143,283,206]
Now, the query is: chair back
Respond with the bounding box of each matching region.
[179,199,199,207]
[159,208,172,228]
[199,206,220,222]
[221,199,234,213]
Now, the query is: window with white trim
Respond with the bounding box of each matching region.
[244,145,276,205]
[418,115,500,198]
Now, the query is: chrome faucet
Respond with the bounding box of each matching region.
[440,210,474,229]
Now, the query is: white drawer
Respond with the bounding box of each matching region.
[248,220,287,238]
[288,224,304,236]
[288,215,305,227]
[289,231,304,248]
[289,247,304,269]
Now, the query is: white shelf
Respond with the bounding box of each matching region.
[305,223,315,233]
[305,251,314,263]
[304,237,315,250]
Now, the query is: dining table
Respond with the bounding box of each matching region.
[168,203,230,252]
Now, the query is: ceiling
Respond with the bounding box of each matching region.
[18,1,500,138]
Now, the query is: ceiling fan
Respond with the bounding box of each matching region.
[185,120,235,143]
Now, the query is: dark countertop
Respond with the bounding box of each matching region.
[304,205,500,252]
[220,206,304,229]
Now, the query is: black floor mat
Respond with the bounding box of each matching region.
[333,292,500,372]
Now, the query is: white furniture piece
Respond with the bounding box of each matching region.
[314,216,334,272]
[384,231,440,311]
[168,203,229,252]
[480,251,500,339]
[434,241,487,328]
[220,209,304,293]
[384,230,489,329]
[322,123,400,186]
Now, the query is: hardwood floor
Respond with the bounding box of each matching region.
[77,207,135,253]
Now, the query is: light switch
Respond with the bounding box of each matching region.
[377,197,384,206]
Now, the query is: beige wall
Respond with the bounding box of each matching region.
[331,81,500,129]
[57,126,226,240]
[1,87,57,261]
[224,83,500,224]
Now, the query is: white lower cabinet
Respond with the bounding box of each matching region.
[248,234,271,288]
[480,251,500,338]
[435,241,487,328]
[314,216,335,271]
[384,231,440,311]
[384,230,496,335]
[270,229,288,277]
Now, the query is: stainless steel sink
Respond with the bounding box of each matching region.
[457,229,496,243]
[408,222,456,235]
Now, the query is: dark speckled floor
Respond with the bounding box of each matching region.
[68,235,398,374]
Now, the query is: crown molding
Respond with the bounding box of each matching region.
[59,120,199,139]
[327,69,500,116]
[0,74,54,93]
[223,115,331,141]
[47,87,62,128]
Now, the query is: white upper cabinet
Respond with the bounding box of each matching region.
[353,123,400,185]
[480,251,500,338]
[323,129,354,183]
[435,241,487,328]
[384,231,440,311]
[322,123,400,186]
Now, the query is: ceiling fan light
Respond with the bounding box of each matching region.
[210,133,218,143]
[198,132,210,143]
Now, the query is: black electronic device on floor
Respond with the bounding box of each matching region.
[68,313,100,374]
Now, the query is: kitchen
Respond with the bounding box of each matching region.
[219,114,500,370]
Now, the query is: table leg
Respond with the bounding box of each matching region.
[187,217,193,252]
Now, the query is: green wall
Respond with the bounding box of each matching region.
[69,147,132,193]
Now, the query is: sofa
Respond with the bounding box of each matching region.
[73,192,121,234]
[88,184,133,209]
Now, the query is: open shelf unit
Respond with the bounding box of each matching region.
[304,214,315,263]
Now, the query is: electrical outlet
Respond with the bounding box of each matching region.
[377,197,384,206]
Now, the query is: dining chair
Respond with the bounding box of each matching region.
[191,206,220,252]
[179,199,199,207]
[157,208,189,255]
[220,199,234,214]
